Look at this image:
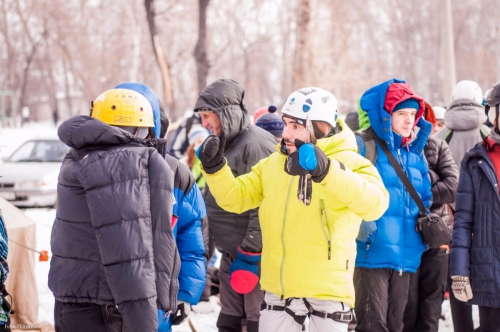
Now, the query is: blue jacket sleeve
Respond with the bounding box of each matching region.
[450,164,475,277]
[174,185,207,304]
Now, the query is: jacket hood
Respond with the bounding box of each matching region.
[359,78,432,151]
[58,115,147,150]
[444,99,487,131]
[423,102,437,128]
[194,78,251,145]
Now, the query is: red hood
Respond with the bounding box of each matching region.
[384,82,425,146]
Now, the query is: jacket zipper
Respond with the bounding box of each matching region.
[397,149,405,276]
[320,200,332,260]
[169,246,180,311]
[280,178,294,299]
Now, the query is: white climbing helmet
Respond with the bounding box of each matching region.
[280,87,338,128]
[451,80,483,105]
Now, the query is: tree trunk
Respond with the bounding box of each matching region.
[441,0,456,104]
[292,0,310,90]
[145,0,175,116]
[194,0,210,94]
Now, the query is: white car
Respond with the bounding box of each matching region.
[0,138,70,207]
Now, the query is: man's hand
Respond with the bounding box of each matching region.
[196,133,226,174]
[451,276,473,302]
[229,246,261,294]
[284,139,330,182]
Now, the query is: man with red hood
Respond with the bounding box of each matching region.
[354,79,433,332]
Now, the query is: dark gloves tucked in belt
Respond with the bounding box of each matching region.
[229,246,261,294]
[196,132,226,174]
[285,139,330,182]
[158,300,191,331]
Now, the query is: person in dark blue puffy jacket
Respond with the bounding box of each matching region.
[354,79,432,332]
[450,81,500,331]
[116,83,207,332]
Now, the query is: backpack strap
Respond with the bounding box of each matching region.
[185,115,195,142]
[480,129,487,140]
[354,127,378,165]
[444,130,453,144]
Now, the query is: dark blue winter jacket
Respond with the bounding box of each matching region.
[355,79,433,273]
[450,140,500,307]
[166,156,207,304]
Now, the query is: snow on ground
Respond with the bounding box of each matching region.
[24,207,479,331]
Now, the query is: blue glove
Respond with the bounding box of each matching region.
[285,139,331,182]
[158,309,172,332]
[229,246,261,294]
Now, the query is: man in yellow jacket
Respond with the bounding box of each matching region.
[196,87,389,332]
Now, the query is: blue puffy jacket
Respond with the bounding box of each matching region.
[450,140,500,307]
[355,79,432,273]
[166,156,207,304]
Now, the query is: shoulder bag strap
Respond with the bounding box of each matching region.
[371,134,428,215]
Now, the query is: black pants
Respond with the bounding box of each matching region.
[402,248,448,332]
[478,306,500,332]
[354,267,410,332]
[54,301,123,332]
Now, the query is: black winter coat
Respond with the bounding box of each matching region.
[194,79,276,256]
[451,140,500,307]
[424,136,459,227]
[49,116,180,332]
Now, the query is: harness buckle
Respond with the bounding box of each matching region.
[337,311,352,323]
[317,310,328,319]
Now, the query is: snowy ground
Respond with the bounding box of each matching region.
[23,207,479,331]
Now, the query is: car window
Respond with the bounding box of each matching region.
[7,140,70,162]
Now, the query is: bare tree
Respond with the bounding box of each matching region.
[194,0,211,94]
[145,0,175,115]
[292,0,311,90]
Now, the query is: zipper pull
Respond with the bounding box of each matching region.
[280,295,284,301]
[397,149,404,167]
[328,241,331,260]
[399,269,403,276]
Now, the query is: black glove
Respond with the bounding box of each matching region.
[196,132,226,174]
[171,301,191,326]
[284,139,330,182]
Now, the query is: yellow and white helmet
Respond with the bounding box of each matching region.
[90,89,154,128]
[280,87,338,128]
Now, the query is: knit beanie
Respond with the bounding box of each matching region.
[188,125,209,146]
[253,105,276,124]
[393,98,420,113]
[255,106,284,138]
